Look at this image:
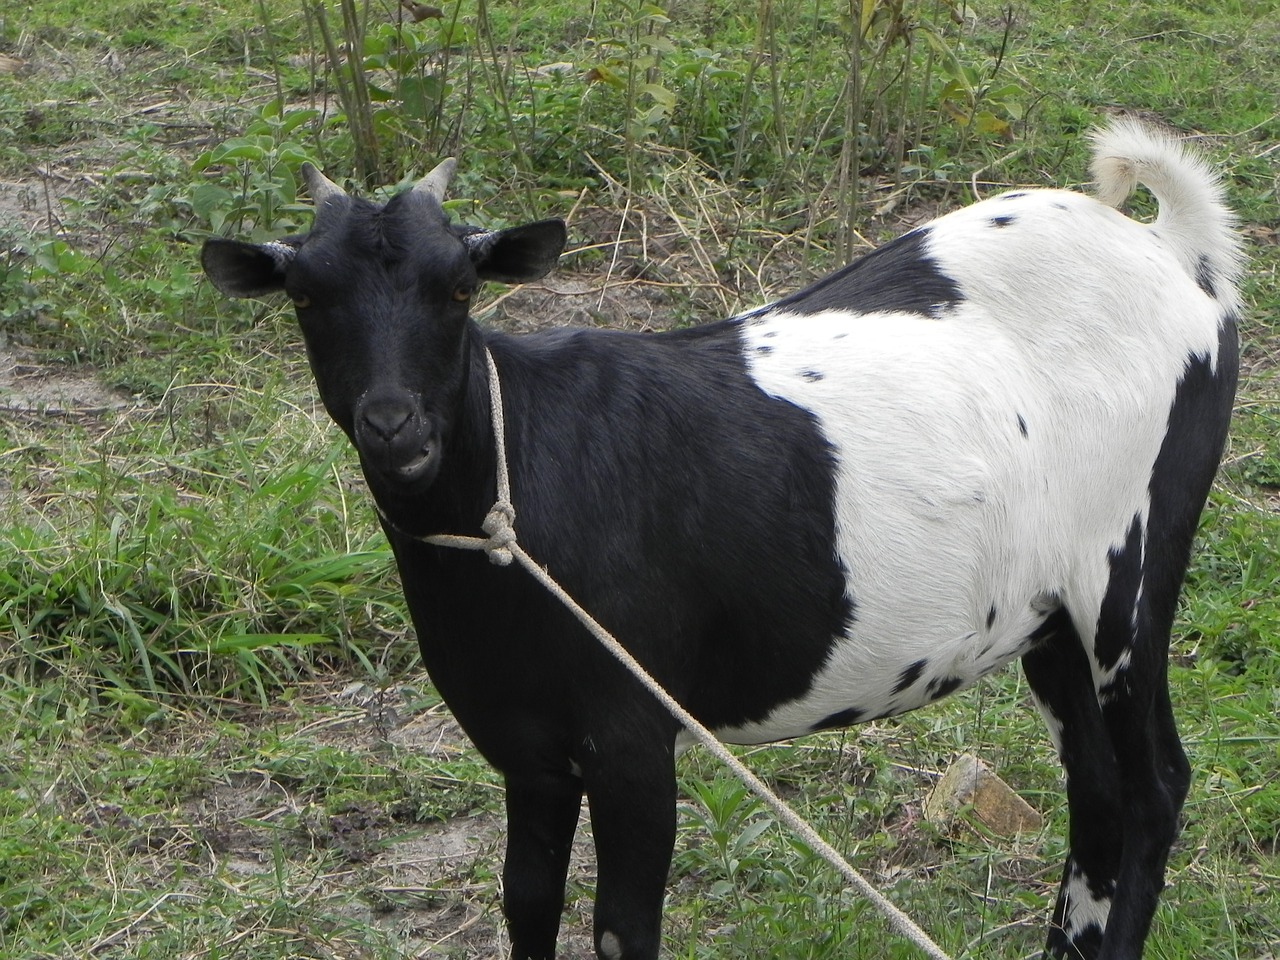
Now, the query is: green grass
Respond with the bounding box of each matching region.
[0,676,503,959]
[1,0,1279,957]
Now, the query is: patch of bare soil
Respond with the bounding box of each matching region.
[0,167,131,425]
[0,180,53,232]
[149,681,603,958]
[354,808,602,959]
[0,345,134,415]
[0,347,138,509]
[360,813,599,958]
[332,686,600,958]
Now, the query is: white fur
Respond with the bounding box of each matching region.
[708,127,1235,745]
[1031,692,1067,760]
[261,241,297,273]
[599,932,623,959]
[1090,119,1241,315]
[1063,863,1114,939]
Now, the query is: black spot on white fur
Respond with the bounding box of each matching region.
[928,676,964,701]
[1195,254,1217,299]
[812,706,865,731]
[893,658,927,695]
[1093,514,1145,671]
[1026,603,1070,649]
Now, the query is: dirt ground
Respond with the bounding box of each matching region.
[182,681,604,958]
[310,686,602,959]
[0,345,133,413]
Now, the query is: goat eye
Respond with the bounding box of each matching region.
[452,286,473,302]
[291,294,312,309]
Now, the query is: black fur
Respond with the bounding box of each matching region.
[760,228,964,319]
[927,676,964,700]
[812,706,865,731]
[893,658,927,695]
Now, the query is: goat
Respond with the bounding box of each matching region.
[201,119,1241,960]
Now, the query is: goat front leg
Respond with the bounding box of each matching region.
[503,770,585,960]
[581,732,677,960]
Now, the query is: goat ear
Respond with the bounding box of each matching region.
[465,219,567,284]
[201,238,298,298]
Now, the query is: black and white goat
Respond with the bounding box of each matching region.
[202,120,1241,960]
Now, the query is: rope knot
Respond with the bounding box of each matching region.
[481,499,516,565]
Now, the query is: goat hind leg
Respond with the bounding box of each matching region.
[1023,612,1123,960]
[1092,629,1189,960]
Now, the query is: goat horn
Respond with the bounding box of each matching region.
[300,163,348,208]
[411,157,457,205]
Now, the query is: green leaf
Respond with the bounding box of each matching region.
[986,82,1023,101]
[860,0,878,38]
[973,110,1011,135]
[34,240,89,275]
[189,183,233,224]
[399,75,446,120]
[212,633,331,653]
[586,64,625,88]
[640,83,677,109]
[208,141,268,163]
[937,78,969,104]
[638,4,671,23]
[278,108,320,135]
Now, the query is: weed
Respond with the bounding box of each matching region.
[188,102,319,237]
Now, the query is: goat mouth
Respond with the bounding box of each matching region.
[394,448,435,479]
[358,442,438,485]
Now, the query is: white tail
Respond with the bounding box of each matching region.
[1090,118,1242,310]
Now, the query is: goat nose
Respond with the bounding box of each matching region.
[361,401,415,442]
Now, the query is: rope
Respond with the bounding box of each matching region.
[395,347,954,960]
[419,348,517,565]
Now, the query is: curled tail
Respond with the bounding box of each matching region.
[1089,118,1242,311]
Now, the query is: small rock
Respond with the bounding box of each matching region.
[339,680,374,702]
[924,753,1043,836]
